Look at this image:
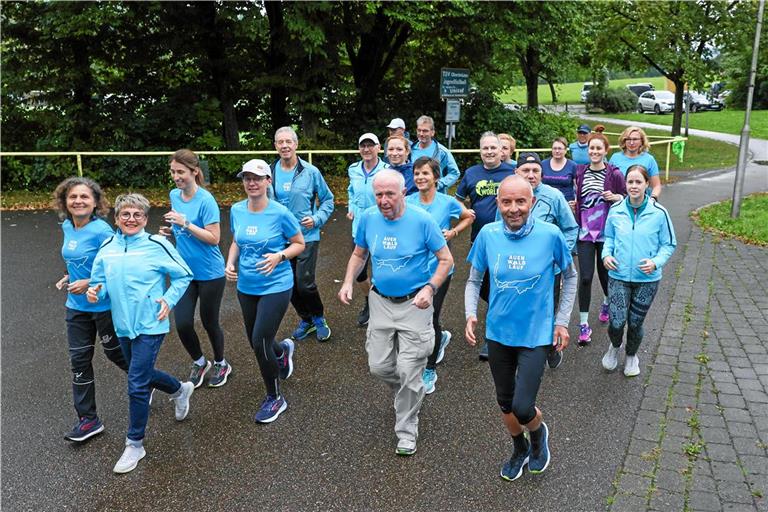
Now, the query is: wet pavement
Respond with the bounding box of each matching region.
[2,132,766,511]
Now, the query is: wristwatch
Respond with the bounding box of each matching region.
[183,219,191,229]
[425,282,438,294]
[279,252,287,262]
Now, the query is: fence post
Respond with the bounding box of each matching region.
[308,151,313,165]
[77,154,83,177]
[665,142,671,182]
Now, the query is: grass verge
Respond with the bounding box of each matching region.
[498,76,668,105]
[692,193,768,246]
[598,110,768,140]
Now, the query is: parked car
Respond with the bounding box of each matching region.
[626,83,655,97]
[637,90,675,114]
[580,82,594,103]
[683,91,724,112]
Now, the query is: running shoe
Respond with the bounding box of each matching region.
[546,345,563,369]
[172,381,194,421]
[357,298,369,327]
[528,422,550,474]
[395,438,417,456]
[624,355,641,377]
[500,443,531,481]
[578,323,592,345]
[599,303,610,323]
[313,316,331,342]
[435,331,452,365]
[188,360,211,388]
[113,442,146,474]
[149,388,156,406]
[278,339,295,380]
[208,362,232,388]
[64,416,104,442]
[601,344,620,371]
[254,395,287,423]
[478,342,489,361]
[292,319,316,341]
[422,368,438,395]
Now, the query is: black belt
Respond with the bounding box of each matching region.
[372,285,419,304]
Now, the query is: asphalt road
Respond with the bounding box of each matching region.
[2,202,658,512]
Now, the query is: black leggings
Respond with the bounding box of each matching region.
[577,241,609,313]
[487,341,547,424]
[175,277,226,362]
[426,274,452,370]
[237,289,291,397]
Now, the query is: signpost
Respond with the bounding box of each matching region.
[440,68,470,149]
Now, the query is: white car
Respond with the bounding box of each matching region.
[637,90,675,114]
[580,82,594,103]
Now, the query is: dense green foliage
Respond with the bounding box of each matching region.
[586,87,639,113]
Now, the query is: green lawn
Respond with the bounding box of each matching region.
[498,76,668,105]
[693,193,768,246]
[577,120,739,178]
[599,110,768,140]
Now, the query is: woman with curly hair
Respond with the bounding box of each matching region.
[609,126,662,200]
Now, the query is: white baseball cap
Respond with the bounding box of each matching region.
[358,133,380,145]
[386,118,406,130]
[237,159,271,178]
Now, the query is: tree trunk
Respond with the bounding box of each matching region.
[70,38,93,147]
[546,78,558,104]
[671,77,685,136]
[519,44,540,109]
[265,1,290,133]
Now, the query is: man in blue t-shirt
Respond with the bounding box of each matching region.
[338,169,453,457]
[410,115,460,192]
[455,131,517,360]
[465,175,577,482]
[568,124,591,165]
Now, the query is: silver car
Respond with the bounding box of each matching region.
[637,90,675,114]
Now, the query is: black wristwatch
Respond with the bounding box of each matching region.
[280,252,287,262]
[183,219,191,229]
[425,282,438,294]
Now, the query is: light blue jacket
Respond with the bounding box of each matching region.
[347,158,389,237]
[411,139,460,192]
[602,197,676,283]
[90,229,193,339]
[269,158,335,243]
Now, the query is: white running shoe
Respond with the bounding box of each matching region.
[113,443,146,474]
[602,344,620,371]
[173,381,194,421]
[624,355,640,377]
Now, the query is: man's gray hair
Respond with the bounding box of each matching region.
[373,169,406,191]
[114,193,150,215]
[274,126,298,143]
[480,131,499,146]
[416,115,434,130]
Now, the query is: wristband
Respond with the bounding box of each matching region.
[280,252,287,262]
[425,282,438,294]
[183,219,191,229]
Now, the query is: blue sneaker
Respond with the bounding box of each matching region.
[64,416,105,442]
[313,316,331,342]
[529,422,550,474]
[278,339,295,380]
[435,331,452,365]
[479,342,489,361]
[422,368,438,395]
[254,395,287,423]
[500,442,531,481]
[292,319,316,341]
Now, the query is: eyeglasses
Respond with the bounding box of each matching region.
[118,211,146,221]
[243,175,269,182]
[626,138,642,142]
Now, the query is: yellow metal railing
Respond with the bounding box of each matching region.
[0,135,684,182]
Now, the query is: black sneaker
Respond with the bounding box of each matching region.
[500,443,531,481]
[64,416,105,442]
[188,360,211,388]
[277,339,295,380]
[208,362,232,388]
[478,342,489,361]
[357,298,369,327]
[546,346,563,369]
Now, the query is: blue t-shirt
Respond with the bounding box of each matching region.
[355,204,446,297]
[541,158,577,201]
[467,219,572,348]
[273,167,296,204]
[569,141,589,165]
[608,151,660,177]
[406,192,462,275]
[170,187,225,281]
[230,200,300,295]
[61,217,114,312]
[455,162,517,241]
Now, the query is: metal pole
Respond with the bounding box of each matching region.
[77,154,83,177]
[731,0,764,218]
[665,141,671,182]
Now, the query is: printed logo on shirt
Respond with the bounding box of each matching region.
[507,255,526,270]
[382,236,398,250]
[475,180,500,197]
[282,182,291,192]
[240,239,270,261]
[493,254,541,294]
[65,256,89,272]
[67,239,78,251]
[246,226,258,236]
[173,224,192,238]
[374,255,412,273]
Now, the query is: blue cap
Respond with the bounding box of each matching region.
[577,124,591,133]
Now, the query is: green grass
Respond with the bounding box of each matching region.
[600,110,768,140]
[576,120,739,177]
[498,76,668,105]
[693,193,768,246]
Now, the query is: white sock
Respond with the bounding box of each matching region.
[580,312,589,325]
[215,359,227,366]
[602,297,609,305]
[193,356,206,367]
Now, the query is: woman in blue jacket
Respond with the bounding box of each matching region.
[161,149,229,388]
[87,193,194,474]
[601,165,676,377]
[54,177,128,443]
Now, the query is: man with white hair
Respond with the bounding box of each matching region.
[338,169,453,456]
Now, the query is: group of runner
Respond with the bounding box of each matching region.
[54,118,676,479]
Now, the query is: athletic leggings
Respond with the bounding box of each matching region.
[607,278,659,356]
[487,341,548,425]
[175,277,226,362]
[577,240,609,313]
[237,289,291,397]
[426,274,452,370]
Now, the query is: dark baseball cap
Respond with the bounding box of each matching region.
[517,152,542,166]
[577,124,591,133]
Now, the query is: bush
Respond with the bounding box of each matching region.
[587,87,638,113]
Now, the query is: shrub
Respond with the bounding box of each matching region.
[587,87,638,113]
